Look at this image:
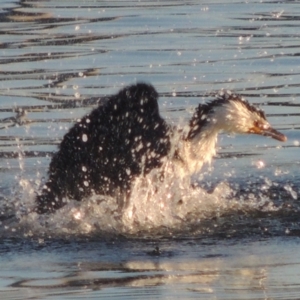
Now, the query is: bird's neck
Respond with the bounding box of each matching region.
[176,123,221,175]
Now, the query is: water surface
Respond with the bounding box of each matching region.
[0,0,300,299]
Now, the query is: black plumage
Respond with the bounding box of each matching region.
[36,83,171,214]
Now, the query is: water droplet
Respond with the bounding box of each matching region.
[82,134,88,142]
[73,210,82,220]
[254,160,265,169]
[284,184,297,200]
[272,10,284,18]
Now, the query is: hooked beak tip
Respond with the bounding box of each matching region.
[262,127,287,142]
[281,135,287,142]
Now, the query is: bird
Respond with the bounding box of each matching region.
[35,83,287,214]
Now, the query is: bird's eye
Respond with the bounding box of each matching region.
[255,121,269,130]
[260,123,269,130]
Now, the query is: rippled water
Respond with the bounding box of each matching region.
[0,0,300,299]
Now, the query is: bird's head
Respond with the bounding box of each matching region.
[188,90,287,142]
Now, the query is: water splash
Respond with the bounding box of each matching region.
[2,163,296,240]
[0,112,296,239]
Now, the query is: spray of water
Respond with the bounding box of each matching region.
[3,139,291,239]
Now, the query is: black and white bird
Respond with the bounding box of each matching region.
[35,83,286,214]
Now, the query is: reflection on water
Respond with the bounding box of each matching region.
[1,237,300,300]
[0,0,300,299]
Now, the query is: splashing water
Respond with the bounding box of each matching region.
[2,148,295,240]
[0,112,295,239]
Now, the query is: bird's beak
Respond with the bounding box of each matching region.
[261,126,287,142]
[250,123,287,142]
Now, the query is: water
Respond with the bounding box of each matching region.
[0,0,300,299]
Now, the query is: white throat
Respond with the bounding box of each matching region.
[176,123,221,175]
